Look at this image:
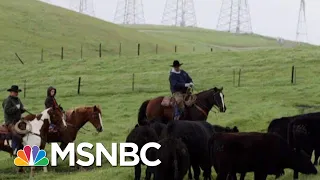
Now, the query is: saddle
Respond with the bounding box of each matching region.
[161,93,197,107]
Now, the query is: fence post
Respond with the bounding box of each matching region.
[156,44,158,54]
[193,47,195,52]
[119,43,122,57]
[137,44,140,56]
[238,69,241,87]
[23,80,26,98]
[61,47,64,60]
[175,45,177,53]
[233,69,235,87]
[80,45,83,59]
[41,48,44,62]
[291,65,295,84]
[132,73,135,91]
[78,77,81,95]
[211,48,213,52]
[294,67,297,84]
[15,53,24,65]
[99,43,102,58]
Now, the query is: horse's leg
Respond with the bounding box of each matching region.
[17,167,24,173]
[30,167,35,178]
[43,166,48,173]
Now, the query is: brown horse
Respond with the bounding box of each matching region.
[46,105,103,168]
[0,107,67,177]
[138,87,226,125]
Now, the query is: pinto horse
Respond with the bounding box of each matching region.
[138,87,226,125]
[46,105,103,168]
[0,107,67,177]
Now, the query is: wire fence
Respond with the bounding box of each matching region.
[9,42,218,65]
[8,65,314,99]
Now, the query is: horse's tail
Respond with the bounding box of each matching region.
[138,99,150,126]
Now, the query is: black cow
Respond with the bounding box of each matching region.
[187,124,239,180]
[161,120,214,180]
[288,115,320,180]
[125,124,160,180]
[153,137,190,180]
[268,113,320,165]
[209,132,317,180]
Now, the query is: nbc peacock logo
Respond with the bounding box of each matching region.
[14,145,49,166]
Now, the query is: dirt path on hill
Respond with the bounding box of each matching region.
[137,29,296,51]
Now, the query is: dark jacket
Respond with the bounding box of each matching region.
[2,96,25,125]
[45,86,58,109]
[169,69,193,93]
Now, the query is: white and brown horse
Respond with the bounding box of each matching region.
[0,107,67,177]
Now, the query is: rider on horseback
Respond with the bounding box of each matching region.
[2,85,26,156]
[45,86,62,132]
[169,60,194,120]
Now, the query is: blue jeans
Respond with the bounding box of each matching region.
[174,104,181,118]
[11,133,22,155]
[49,124,56,129]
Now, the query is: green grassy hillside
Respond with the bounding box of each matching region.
[0,0,181,63]
[126,24,301,49]
[1,0,320,180]
[1,46,320,180]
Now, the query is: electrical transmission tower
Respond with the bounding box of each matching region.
[161,0,197,27]
[216,0,252,34]
[296,0,308,43]
[69,0,95,17]
[114,0,145,24]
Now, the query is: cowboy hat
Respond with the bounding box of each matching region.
[7,85,22,92]
[170,60,183,67]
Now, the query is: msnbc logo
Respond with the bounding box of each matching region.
[14,145,49,167]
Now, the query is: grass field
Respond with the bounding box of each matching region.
[1,0,320,180]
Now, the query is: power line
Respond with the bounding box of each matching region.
[161,0,197,27]
[216,0,252,34]
[114,0,145,24]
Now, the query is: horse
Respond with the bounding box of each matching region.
[5,106,67,177]
[46,105,103,168]
[137,87,226,125]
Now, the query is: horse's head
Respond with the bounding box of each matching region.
[210,87,226,112]
[47,106,67,129]
[88,105,103,132]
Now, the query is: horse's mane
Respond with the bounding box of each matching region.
[72,105,101,114]
[195,87,220,96]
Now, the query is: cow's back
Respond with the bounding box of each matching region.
[210,132,292,174]
[267,117,293,140]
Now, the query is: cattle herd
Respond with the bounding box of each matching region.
[126,112,320,180]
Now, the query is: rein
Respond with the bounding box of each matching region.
[191,89,221,117]
[67,109,95,134]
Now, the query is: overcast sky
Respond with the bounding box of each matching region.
[42,0,319,45]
